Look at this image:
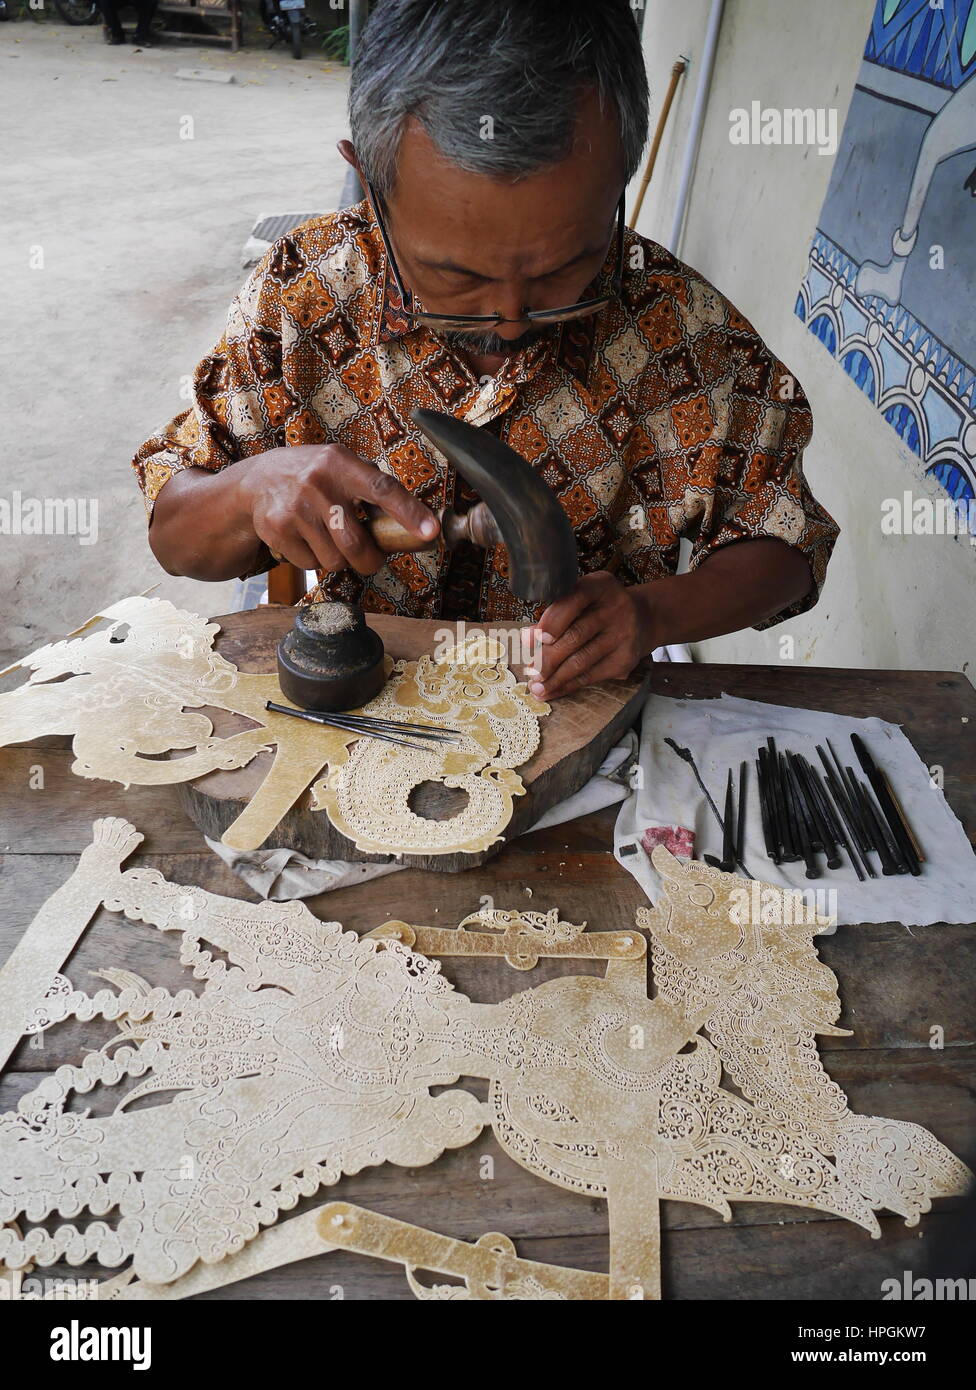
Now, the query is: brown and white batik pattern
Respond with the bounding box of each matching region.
[132,201,839,625]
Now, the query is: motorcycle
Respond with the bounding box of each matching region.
[49,0,316,60]
[51,0,100,21]
[259,0,315,61]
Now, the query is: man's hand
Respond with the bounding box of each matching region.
[239,444,438,575]
[148,444,439,583]
[525,571,657,700]
[520,540,815,700]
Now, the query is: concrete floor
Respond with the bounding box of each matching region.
[0,22,350,667]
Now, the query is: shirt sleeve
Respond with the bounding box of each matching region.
[130,245,289,579]
[622,273,839,630]
[686,339,838,628]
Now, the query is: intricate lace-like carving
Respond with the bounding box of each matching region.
[0,599,547,854]
[639,848,972,1226]
[460,907,585,946]
[0,829,968,1301]
[0,833,482,1284]
[309,634,547,855]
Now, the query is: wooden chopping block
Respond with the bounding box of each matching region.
[175,606,650,872]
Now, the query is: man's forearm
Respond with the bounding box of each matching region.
[148,465,265,581]
[636,538,814,649]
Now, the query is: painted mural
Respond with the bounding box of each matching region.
[797,0,976,506]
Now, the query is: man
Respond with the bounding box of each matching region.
[100,0,157,45]
[133,0,838,700]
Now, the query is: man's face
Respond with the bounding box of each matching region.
[376,88,624,357]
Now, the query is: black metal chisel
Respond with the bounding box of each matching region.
[721,769,736,872]
[805,758,860,876]
[793,755,842,870]
[850,734,922,877]
[853,778,903,875]
[782,755,819,879]
[825,739,872,856]
[735,761,748,869]
[756,755,779,863]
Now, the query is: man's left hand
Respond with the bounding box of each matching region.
[524,571,656,700]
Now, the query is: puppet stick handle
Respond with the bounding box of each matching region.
[605,1156,662,1301]
[0,818,142,1072]
[316,1202,609,1300]
[220,743,333,852]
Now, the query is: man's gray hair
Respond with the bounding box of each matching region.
[349,0,649,197]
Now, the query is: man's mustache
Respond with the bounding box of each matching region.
[443,325,553,355]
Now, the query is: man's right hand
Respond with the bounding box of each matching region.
[238,444,439,575]
[147,445,439,584]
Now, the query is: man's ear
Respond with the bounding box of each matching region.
[337,140,362,174]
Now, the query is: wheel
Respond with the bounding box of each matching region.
[52,0,100,22]
[289,9,302,59]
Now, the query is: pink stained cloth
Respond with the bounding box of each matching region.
[641,825,695,859]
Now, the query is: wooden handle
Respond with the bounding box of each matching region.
[366,512,438,554]
[365,503,500,554]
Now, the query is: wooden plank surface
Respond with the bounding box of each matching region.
[0,662,973,1300]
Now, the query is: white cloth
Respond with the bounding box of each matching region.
[651,644,693,664]
[613,692,976,930]
[202,842,405,899]
[206,735,638,901]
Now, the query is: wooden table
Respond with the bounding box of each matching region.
[1,664,973,1300]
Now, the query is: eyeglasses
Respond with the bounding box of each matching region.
[365,178,625,333]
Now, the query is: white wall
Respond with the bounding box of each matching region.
[631,0,975,676]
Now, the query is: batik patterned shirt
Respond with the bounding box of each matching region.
[132,200,838,626]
